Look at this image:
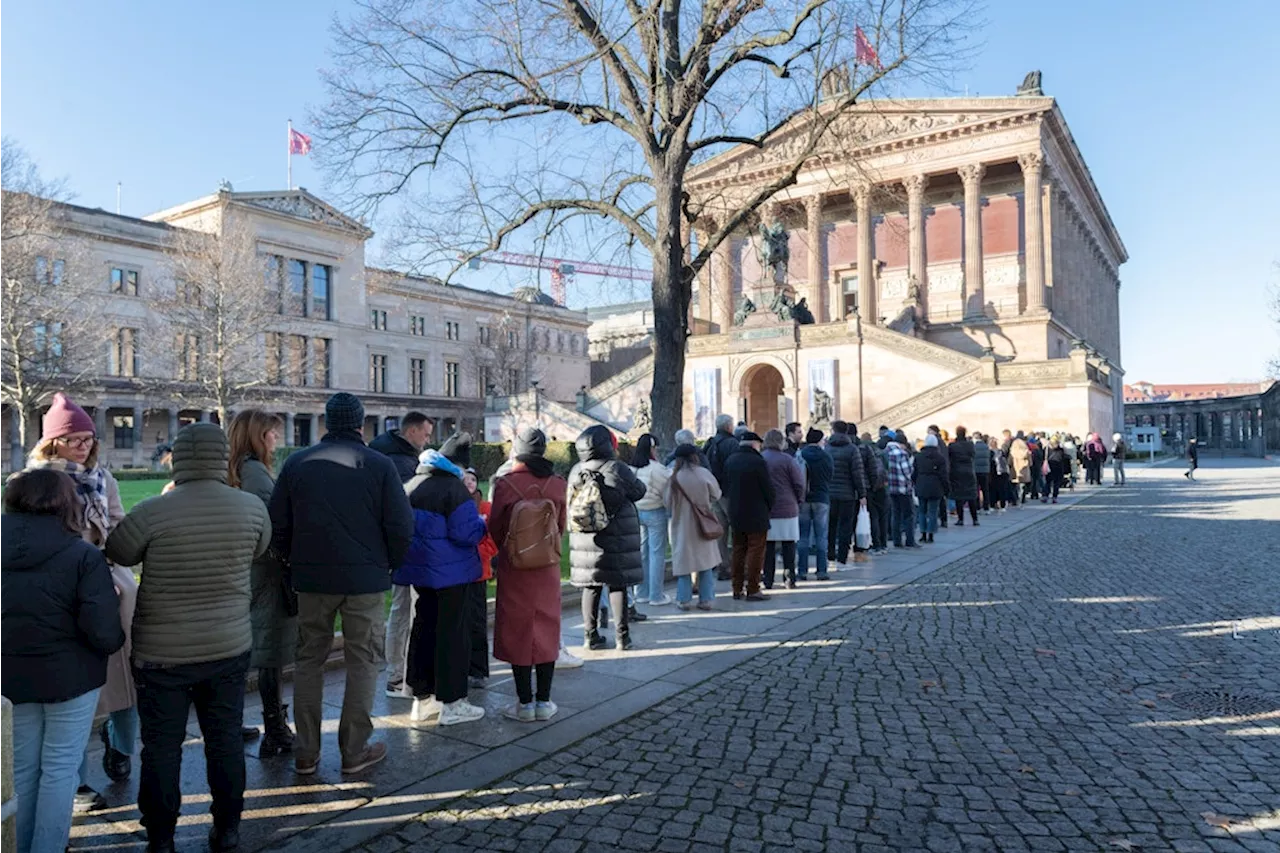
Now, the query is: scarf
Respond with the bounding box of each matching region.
[29,457,110,542]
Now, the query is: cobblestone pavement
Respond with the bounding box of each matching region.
[366,461,1280,853]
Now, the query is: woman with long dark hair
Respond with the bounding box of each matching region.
[630,432,672,607]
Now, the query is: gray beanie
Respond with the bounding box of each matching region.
[325,393,365,433]
[514,427,547,457]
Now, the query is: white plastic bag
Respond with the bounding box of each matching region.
[855,506,871,550]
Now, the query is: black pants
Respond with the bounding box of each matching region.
[991,473,1009,508]
[583,585,628,638]
[955,498,979,523]
[763,540,797,588]
[869,488,890,550]
[467,581,489,679]
[1046,463,1063,499]
[512,663,556,704]
[829,498,856,563]
[134,652,250,843]
[976,473,990,510]
[407,584,472,704]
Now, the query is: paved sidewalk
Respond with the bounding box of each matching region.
[72,475,1132,853]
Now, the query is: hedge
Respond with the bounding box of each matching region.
[110,469,174,481]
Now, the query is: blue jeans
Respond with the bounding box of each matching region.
[917,498,940,536]
[636,507,669,601]
[890,493,917,546]
[797,501,830,578]
[676,569,716,605]
[79,705,138,785]
[12,688,102,853]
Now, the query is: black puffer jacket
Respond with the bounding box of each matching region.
[912,445,949,502]
[2,514,125,704]
[369,429,420,483]
[567,426,646,588]
[703,428,739,489]
[947,438,978,500]
[827,433,867,502]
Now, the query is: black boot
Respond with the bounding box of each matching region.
[584,629,607,650]
[258,668,294,758]
[209,822,241,851]
[100,721,131,781]
[616,627,634,651]
[627,604,647,623]
[598,606,609,629]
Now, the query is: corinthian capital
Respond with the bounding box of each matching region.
[902,174,928,199]
[957,163,985,186]
[851,182,872,207]
[1018,151,1044,174]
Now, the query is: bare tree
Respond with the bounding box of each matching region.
[148,216,279,425]
[1,140,108,455]
[317,0,975,441]
[469,309,542,396]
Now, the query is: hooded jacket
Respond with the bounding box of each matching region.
[826,433,867,502]
[269,430,414,596]
[394,450,487,589]
[912,445,949,501]
[369,429,422,483]
[724,443,775,533]
[566,425,646,587]
[703,428,739,489]
[2,514,125,704]
[106,424,271,666]
[799,444,834,504]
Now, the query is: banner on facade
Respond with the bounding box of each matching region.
[807,359,837,422]
[693,368,720,437]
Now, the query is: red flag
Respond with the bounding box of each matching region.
[855,26,881,68]
[289,128,312,155]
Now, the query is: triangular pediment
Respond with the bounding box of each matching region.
[232,190,373,237]
[688,97,1052,186]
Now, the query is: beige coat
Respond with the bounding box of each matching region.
[1009,439,1032,485]
[664,465,723,577]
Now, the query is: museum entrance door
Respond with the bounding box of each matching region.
[742,364,786,435]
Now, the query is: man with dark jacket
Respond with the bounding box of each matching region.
[797,429,834,580]
[825,421,867,568]
[568,425,646,651]
[973,434,992,512]
[702,414,738,580]
[269,393,414,778]
[784,422,804,457]
[862,432,891,555]
[371,411,434,701]
[106,424,271,851]
[725,432,774,601]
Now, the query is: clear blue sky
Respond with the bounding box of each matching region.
[4,0,1277,383]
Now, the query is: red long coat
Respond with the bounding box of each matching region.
[490,465,567,667]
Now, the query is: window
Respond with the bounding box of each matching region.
[312,264,330,319]
[570,335,579,355]
[507,368,520,394]
[507,329,518,348]
[111,267,139,296]
[112,415,134,449]
[314,338,331,388]
[35,256,48,284]
[411,315,426,336]
[370,353,387,392]
[34,321,64,364]
[285,259,306,317]
[557,332,564,351]
[478,325,492,345]
[288,335,309,386]
[177,278,202,306]
[110,328,139,377]
[176,333,200,380]
[264,332,284,384]
[410,358,427,396]
[446,321,460,341]
[370,309,387,330]
[445,361,460,398]
[52,259,65,286]
[264,255,283,313]
[479,366,493,396]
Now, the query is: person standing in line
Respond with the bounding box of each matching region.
[825,420,867,568]
[1009,433,1032,505]
[631,433,673,607]
[973,432,992,513]
[227,410,297,758]
[948,426,981,526]
[1185,437,1199,480]
[665,444,723,610]
[1084,432,1107,485]
[105,424,271,852]
[1027,435,1046,502]
[270,393,414,777]
[1111,432,1128,485]
[569,425,646,651]
[988,437,1010,511]
[760,429,804,590]
[913,435,948,543]
[725,431,774,600]
[783,422,804,457]
[884,433,920,548]
[400,438,489,728]
[702,414,739,581]
[867,432,892,555]
[4,469,126,853]
[1044,439,1069,503]
[798,429,834,580]
[370,412,434,700]
[461,467,496,689]
[926,425,950,528]
[25,393,137,814]
[490,428,568,721]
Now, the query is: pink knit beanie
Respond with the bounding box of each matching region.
[42,393,96,439]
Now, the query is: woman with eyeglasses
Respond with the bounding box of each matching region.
[25,393,138,814]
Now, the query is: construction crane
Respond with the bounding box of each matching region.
[467,251,652,306]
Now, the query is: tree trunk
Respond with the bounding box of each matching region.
[649,174,690,445]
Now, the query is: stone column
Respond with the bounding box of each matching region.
[93,406,108,442]
[166,408,179,442]
[199,410,211,423]
[284,412,296,446]
[958,163,985,318]
[903,174,928,321]
[805,195,826,322]
[131,404,144,468]
[1019,152,1046,313]
[714,240,733,329]
[853,183,875,323]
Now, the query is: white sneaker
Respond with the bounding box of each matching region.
[410,695,442,726]
[439,699,485,726]
[385,681,413,699]
[633,595,650,605]
[649,593,673,607]
[504,702,535,722]
[556,646,585,669]
[535,700,558,721]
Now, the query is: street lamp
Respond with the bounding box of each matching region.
[530,379,541,425]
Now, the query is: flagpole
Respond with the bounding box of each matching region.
[287,119,293,190]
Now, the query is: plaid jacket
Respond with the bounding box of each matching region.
[884,443,915,495]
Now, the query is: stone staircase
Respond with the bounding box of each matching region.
[862,368,985,429]
[584,354,653,410]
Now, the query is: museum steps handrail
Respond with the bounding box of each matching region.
[859,324,981,373]
[862,369,984,428]
[586,354,654,405]
[493,390,626,437]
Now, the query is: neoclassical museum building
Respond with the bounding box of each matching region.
[584,77,1128,439]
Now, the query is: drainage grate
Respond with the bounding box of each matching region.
[1169,690,1280,717]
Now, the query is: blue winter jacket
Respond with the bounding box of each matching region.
[393,452,487,589]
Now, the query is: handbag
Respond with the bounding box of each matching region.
[671,471,724,541]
